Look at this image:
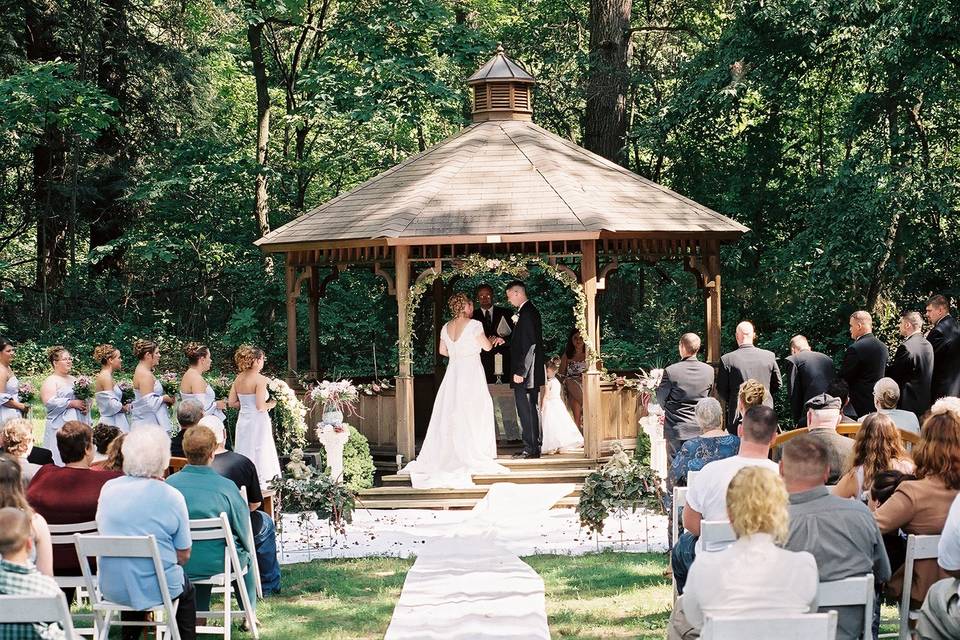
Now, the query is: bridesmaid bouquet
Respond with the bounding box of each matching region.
[209,375,232,400]
[17,382,36,404]
[119,381,135,404]
[160,372,180,396]
[73,376,94,401]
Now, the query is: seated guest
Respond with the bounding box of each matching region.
[91,423,121,468]
[27,421,122,580]
[858,377,921,433]
[873,405,960,608]
[916,493,960,639]
[202,415,281,595]
[167,426,257,627]
[671,398,739,487]
[1,418,41,486]
[781,435,891,640]
[668,466,818,640]
[833,412,914,502]
[801,393,853,484]
[0,507,66,640]
[96,427,196,640]
[828,378,859,423]
[870,470,917,578]
[0,454,52,577]
[102,433,126,473]
[171,399,204,458]
[671,405,780,593]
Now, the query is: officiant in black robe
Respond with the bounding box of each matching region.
[473,284,514,383]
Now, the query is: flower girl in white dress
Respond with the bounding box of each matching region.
[540,357,584,454]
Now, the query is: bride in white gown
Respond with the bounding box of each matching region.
[401,293,511,489]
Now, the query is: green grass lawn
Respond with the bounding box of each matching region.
[252,552,672,639]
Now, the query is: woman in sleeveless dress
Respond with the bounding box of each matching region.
[94,344,130,432]
[39,346,91,465]
[229,345,281,488]
[180,343,227,421]
[559,329,587,426]
[0,336,29,424]
[130,339,174,430]
[400,293,510,489]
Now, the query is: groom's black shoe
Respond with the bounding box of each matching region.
[512,450,532,459]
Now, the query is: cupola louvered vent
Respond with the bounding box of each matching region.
[466,44,535,122]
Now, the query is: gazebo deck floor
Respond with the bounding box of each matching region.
[357,485,582,510]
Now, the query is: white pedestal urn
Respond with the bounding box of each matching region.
[316,423,350,483]
[639,402,668,486]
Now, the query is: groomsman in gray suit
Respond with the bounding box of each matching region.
[717,321,782,434]
[657,333,715,462]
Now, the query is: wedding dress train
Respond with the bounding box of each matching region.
[400,319,510,489]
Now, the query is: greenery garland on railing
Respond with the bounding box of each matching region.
[398,254,593,368]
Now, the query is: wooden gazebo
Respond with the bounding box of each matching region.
[256,46,748,465]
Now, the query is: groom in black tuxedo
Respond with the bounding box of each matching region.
[472,283,514,383]
[506,280,545,459]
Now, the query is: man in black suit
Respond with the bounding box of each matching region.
[656,333,715,460]
[887,310,934,417]
[840,310,888,418]
[506,280,545,459]
[926,294,960,400]
[717,321,782,434]
[785,335,835,427]
[472,284,514,383]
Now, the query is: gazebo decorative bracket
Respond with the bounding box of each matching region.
[288,266,311,303]
[317,265,344,298]
[597,259,619,291]
[415,259,443,286]
[547,257,579,282]
[373,262,396,296]
[683,255,708,292]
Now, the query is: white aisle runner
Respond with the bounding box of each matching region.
[384,483,575,640]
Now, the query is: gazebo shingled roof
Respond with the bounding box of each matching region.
[257,46,747,465]
[254,120,747,249]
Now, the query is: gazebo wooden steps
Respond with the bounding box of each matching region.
[380,469,590,487]
[357,484,582,510]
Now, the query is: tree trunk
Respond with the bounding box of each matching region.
[585,0,633,165]
[248,18,271,238]
[26,0,68,293]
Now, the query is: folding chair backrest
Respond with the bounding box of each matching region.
[0,593,77,637]
[73,534,174,609]
[700,520,736,552]
[48,520,98,544]
[687,470,700,487]
[817,574,874,640]
[701,611,838,640]
[899,534,940,640]
[239,485,264,599]
[190,516,230,542]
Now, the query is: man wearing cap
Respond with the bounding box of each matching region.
[802,393,853,484]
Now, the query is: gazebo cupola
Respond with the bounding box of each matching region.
[466,44,535,122]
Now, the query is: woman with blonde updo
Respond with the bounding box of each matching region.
[229,345,280,487]
[399,291,509,488]
[180,342,226,421]
[668,466,818,639]
[39,346,90,465]
[130,339,174,430]
[94,344,130,432]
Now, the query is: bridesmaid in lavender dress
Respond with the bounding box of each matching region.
[180,343,226,421]
[229,345,281,487]
[94,344,130,432]
[130,339,174,430]
[39,346,91,465]
[0,337,30,425]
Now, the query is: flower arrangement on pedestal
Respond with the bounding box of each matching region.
[577,442,663,535]
[316,423,351,483]
[266,378,307,455]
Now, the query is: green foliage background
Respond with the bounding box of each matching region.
[2,0,958,423]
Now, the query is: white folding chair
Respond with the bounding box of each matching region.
[701,610,838,640]
[671,486,688,548]
[239,485,264,598]
[0,593,78,639]
[48,520,99,637]
[895,534,940,640]
[74,533,181,640]
[816,574,874,640]
[699,520,736,552]
[189,513,259,639]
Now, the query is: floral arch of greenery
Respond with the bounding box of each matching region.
[398,254,593,368]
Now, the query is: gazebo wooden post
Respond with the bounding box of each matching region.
[285,263,299,386]
[395,245,416,464]
[308,265,320,375]
[580,240,603,458]
[703,243,722,365]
